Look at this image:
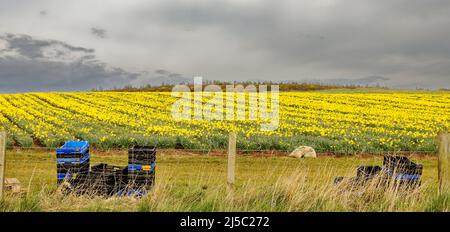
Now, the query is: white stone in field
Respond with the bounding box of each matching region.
[289,146,317,158]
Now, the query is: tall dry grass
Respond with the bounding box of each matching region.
[1,164,449,212]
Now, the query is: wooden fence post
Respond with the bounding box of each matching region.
[0,131,6,200]
[227,132,237,194]
[438,132,450,195]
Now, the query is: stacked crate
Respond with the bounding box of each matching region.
[333,155,423,188]
[128,146,156,193]
[74,163,128,196]
[383,156,423,185]
[56,141,90,186]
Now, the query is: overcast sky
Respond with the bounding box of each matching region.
[0,0,449,92]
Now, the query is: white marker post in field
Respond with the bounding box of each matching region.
[227,132,237,195]
[438,132,450,195]
[0,131,6,200]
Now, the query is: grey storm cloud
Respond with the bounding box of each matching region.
[281,76,391,86]
[0,0,449,90]
[315,76,390,86]
[128,0,450,89]
[0,33,137,92]
[91,27,107,39]
[134,69,190,86]
[39,10,48,17]
[155,69,170,75]
[3,33,94,59]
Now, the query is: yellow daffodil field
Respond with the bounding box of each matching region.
[0,91,449,153]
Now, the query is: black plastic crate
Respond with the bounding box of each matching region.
[71,173,111,196]
[57,167,89,175]
[384,155,418,169]
[73,164,129,196]
[128,145,156,155]
[390,164,423,176]
[90,163,128,185]
[128,173,155,180]
[128,180,154,190]
[129,159,156,165]
[57,162,90,173]
[56,153,90,165]
[383,156,423,175]
[128,170,155,180]
[56,160,90,186]
[334,155,423,189]
[128,169,154,174]
[57,172,89,190]
[128,178,154,184]
[128,146,156,163]
[356,166,382,179]
[128,169,155,190]
[56,149,90,159]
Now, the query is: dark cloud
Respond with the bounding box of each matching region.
[155,69,170,75]
[266,76,389,87]
[39,10,47,16]
[134,69,190,86]
[129,0,450,89]
[315,76,390,86]
[3,33,94,59]
[0,33,137,92]
[1,1,450,89]
[91,27,107,39]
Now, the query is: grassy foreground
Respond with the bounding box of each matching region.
[1,149,449,212]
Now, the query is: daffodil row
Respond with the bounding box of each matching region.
[0,92,448,152]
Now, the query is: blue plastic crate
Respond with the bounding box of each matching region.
[128,162,156,172]
[394,173,420,181]
[116,189,147,197]
[57,153,90,165]
[56,141,89,155]
[57,173,73,180]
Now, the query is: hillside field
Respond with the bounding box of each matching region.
[0,90,449,153]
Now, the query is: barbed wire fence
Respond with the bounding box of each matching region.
[3,145,439,154]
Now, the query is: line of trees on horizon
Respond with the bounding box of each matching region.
[93,80,389,92]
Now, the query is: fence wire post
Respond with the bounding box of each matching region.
[0,131,6,200]
[438,132,450,195]
[227,132,236,195]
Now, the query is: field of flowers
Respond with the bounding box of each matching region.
[0,91,449,153]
